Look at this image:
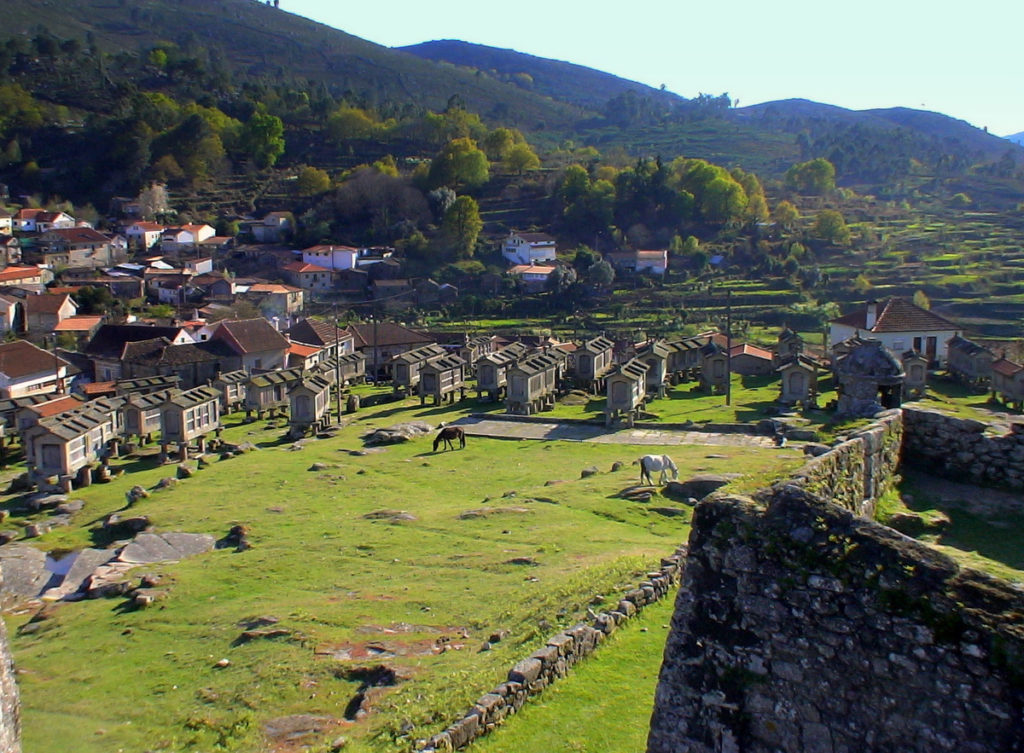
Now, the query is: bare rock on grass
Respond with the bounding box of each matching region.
[649,507,689,518]
[459,507,532,520]
[505,557,539,566]
[363,421,434,446]
[264,715,335,742]
[309,462,330,471]
[664,475,731,501]
[363,510,417,522]
[580,466,599,478]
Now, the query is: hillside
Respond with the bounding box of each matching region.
[4,0,585,133]
[400,39,685,113]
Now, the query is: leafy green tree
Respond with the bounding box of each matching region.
[295,165,331,196]
[427,138,489,190]
[785,158,836,195]
[240,105,285,168]
[506,142,540,174]
[73,286,114,315]
[441,196,483,259]
[545,265,577,294]
[812,209,851,245]
[585,259,615,286]
[481,127,518,160]
[773,200,800,228]
[950,192,972,207]
[701,176,748,224]
[327,106,378,142]
[913,290,931,310]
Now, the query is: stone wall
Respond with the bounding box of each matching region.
[903,407,1024,490]
[648,435,1024,753]
[776,409,902,519]
[0,579,21,753]
[422,547,687,751]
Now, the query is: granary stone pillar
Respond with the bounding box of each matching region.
[76,465,92,488]
[178,442,189,462]
[197,437,206,455]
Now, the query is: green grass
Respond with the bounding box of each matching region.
[473,597,675,753]
[1,396,795,753]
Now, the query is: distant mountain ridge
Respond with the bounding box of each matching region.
[1006,131,1024,145]
[399,39,685,113]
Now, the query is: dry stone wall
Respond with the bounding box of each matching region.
[648,410,1024,753]
[422,547,687,751]
[782,409,902,518]
[0,581,21,753]
[903,407,1024,490]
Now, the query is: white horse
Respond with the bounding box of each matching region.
[639,454,678,485]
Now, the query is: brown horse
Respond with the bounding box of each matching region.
[433,426,466,452]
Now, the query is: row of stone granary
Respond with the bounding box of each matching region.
[946,334,1024,408]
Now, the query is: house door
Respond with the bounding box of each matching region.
[926,337,937,365]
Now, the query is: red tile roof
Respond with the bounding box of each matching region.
[831,298,956,333]
[283,261,330,273]
[214,318,289,355]
[0,340,69,378]
[43,227,110,243]
[288,342,320,357]
[728,343,773,360]
[991,358,1023,378]
[54,315,104,332]
[0,266,42,283]
[30,394,83,417]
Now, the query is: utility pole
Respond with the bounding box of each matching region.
[725,289,732,407]
[333,303,342,422]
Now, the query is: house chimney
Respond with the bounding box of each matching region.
[865,300,878,330]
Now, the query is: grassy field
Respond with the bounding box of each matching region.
[1,395,798,753]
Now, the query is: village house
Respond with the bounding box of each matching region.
[0,208,11,234]
[246,283,304,318]
[502,231,557,265]
[728,343,775,376]
[371,278,415,310]
[160,224,215,253]
[286,341,323,370]
[13,209,75,233]
[252,211,293,243]
[0,265,46,289]
[31,227,119,269]
[202,318,290,373]
[508,263,555,293]
[284,318,354,360]
[0,234,20,267]
[53,315,104,349]
[123,221,165,251]
[829,297,959,367]
[24,292,77,334]
[346,321,435,381]
[0,339,70,398]
[0,294,24,335]
[282,260,334,294]
[118,337,232,389]
[301,244,359,271]
[606,249,669,276]
[83,323,194,382]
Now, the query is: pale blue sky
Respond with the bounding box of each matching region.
[282,0,1023,137]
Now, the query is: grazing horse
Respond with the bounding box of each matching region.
[433,426,466,452]
[639,454,678,485]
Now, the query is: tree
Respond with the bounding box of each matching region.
[441,196,483,259]
[773,200,800,229]
[812,209,851,245]
[240,105,285,168]
[545,265,577,294]
[327,106,378,142]
[785,158,836,195]
[481,127,518,160]
[427,138,489,190]
[295,166,331,196]
[913,290,931,310]
[585,259,615,287]
[136,183,170,219]
[506,142,540,174]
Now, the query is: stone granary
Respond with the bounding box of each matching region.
[604,358,649,428]
[777,354,820,407]
[664,335,706,380]
[418,354,466,406]
[123,388,174,443]
[475,342,529,401]
[699,341,728,393]
[23,403,116,490]
[901,349,928,399]
[946,334,995,388]
[506,351,563,415]
[159,386,221,459]
[211,369,248,413]
[572,336,615,391]
[772,326,804,367]
[288,375,332,437]
[114,375,180,397]
[990,356,1024,410]
[390,343,446,396]
[635,339,669,398]
[245,366,305,419]
[834,337,905,417]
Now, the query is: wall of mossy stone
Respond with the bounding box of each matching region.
[903,407,1024,491]
[0,578,21,753]
[777,409,903,519]
[647,411,1024,753]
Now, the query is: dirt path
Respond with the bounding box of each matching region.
[449,416,776,447]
